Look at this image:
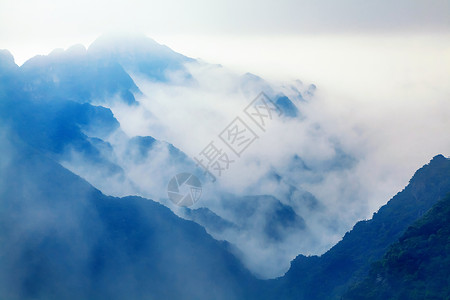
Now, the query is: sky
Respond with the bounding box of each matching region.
[1,0,449,62]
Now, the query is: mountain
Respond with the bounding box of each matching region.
[2,129,448,300]
[0,131,260,300]
[259,154,450,300]
[275,95,299,118]
[343,192,450,300]
[220,194,306,242]
[0,46,199,198]
[182,194,306,241]
[183,206,239,234]
[1,37,320,278]
[21,44,140,105]
[1,44,265,299]
[2,35,449,299]
[88,34,194,82]
[0,50,21,99]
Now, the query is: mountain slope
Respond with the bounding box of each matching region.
[0,48,199,198]
[344,193,450,300]
[2,36,449,299]
[1,41,320,279]
[261,154,450,300]
[21,44,140,105]
[0,132,259,300]
[88,33,194,82]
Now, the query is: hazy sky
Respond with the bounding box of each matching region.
[1,0,449,38]
[1,0,449,63]
[0,0,448,96]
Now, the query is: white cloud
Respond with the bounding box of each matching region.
[11,30,448,278]
[88,52,450,278]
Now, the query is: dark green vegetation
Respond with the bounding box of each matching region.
[261,154,450,300]
[344,193,450,300]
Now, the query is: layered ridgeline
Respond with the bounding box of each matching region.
[0,35,328,279]
[1,130,448,299]
[344,193,450,300]
[260,154,450,300]
[0,45,199,198]
[1,36,450,299]
[0,132,260,300]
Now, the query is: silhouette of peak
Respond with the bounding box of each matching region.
[86,33,193,81]
[88,33,183,59]
[431,154,447,162]
[0,49,17,70]
[66,44,87,55]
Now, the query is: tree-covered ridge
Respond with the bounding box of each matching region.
[344,192,450,300]
[261,155,450,300]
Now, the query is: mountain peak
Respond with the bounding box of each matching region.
[87,33,193,81]
[66,44,87,55]
[0,49,15,63]
[273,154,450,300]
[431,154,447,162]
[87,33,186,61]
[88,33,159,52]
[0,49,18,71]
[408,154,450,187]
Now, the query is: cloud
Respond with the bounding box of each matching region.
[55,37,450,278]
[1,0,448,44]
[64,61,359,277]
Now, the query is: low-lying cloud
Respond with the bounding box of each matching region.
[59,56,450,278]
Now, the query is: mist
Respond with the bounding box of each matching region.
[13,31,439,278]
[52,42,448,277]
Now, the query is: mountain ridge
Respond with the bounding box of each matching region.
[258,154,450,300]
[1,35,449,299]
[343,191,450,299]
[0,130,260,300]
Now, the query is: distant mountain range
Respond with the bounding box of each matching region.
[0,132,258,300]
[1,129,448,299]
[1,35,449,299]
[0,34,326,278]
